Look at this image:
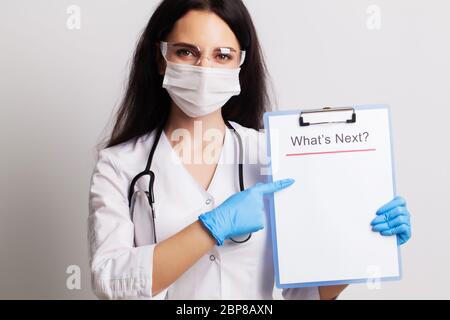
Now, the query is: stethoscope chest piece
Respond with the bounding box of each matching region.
[129,168,157,245]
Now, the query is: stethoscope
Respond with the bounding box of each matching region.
[128,120,252,245]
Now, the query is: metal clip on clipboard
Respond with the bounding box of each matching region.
[299,106,356,127]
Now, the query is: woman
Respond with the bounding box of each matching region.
[88,0,411,300]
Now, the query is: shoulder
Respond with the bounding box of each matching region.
[228,121,264,140]
[228,121,269,184]
[94,131,156,180]
[228,120,266,152]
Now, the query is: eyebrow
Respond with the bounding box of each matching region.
[172,42,238,52]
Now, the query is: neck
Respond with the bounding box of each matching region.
[164,104,226,143]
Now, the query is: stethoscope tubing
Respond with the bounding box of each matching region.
[128,120,251,244]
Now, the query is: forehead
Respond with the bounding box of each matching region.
[166,10,240,50]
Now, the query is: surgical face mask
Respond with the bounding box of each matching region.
[162,61,241,118]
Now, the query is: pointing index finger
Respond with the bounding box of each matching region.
[253,178,295,195]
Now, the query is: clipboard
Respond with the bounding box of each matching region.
[263,105,402,288]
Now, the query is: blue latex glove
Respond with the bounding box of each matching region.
[371,196,411,245]
[199,178,295,246]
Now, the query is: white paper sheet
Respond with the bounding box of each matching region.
[265,105,401,287]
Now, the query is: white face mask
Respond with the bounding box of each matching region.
[162,61,241,118]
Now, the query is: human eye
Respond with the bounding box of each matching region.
[215,51,237,65]
[216,53,232,61]
[176,48,196,58]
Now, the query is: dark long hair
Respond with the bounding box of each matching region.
[104,0,271,149]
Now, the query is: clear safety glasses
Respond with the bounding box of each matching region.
[160,41,246,69]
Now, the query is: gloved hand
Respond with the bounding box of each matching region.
[371,196,411,245]
[199,178,295,246]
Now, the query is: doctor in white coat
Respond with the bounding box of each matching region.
[88,0,411,300]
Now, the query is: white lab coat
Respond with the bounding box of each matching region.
[88,120,320,300]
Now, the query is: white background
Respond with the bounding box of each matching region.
[0,0,449,299]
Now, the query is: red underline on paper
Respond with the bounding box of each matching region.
[286,148,377,157]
